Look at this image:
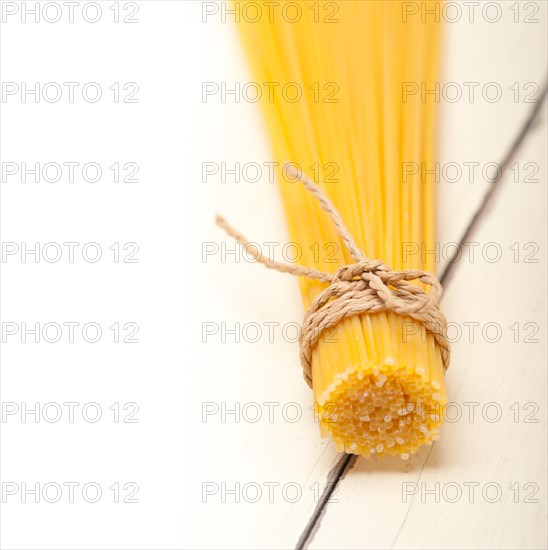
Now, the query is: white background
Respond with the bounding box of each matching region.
[0,1,547,549]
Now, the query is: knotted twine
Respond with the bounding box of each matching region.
[216,166,450,388]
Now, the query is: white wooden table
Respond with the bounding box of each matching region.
[1,2,546,549]
[190,3,548,549]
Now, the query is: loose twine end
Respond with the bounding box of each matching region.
[215,166,450,388]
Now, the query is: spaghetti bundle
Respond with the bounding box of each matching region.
[230,1,448,459]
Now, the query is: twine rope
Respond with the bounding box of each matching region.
[216,166,450,388]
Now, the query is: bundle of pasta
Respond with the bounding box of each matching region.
[221,0,449,459]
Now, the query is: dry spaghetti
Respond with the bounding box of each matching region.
[226,0,448,458]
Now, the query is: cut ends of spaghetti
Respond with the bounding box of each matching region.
[311,312,447,459]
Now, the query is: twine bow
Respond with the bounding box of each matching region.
[216,166,450,388]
